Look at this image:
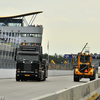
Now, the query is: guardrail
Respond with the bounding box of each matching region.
[30,79,100,100]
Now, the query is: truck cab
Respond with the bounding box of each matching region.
[15,44,48,81]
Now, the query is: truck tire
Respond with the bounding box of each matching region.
[16,77,20,81]
[37,77,41,81]
[37,74,42,81]
[74,69,79,82]
[43,70,46,81]
[21,79,23,81]
[90,69,96,81]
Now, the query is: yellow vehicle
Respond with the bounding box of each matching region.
[74,43,96,82]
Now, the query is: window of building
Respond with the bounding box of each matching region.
[0,23,4,26]
[3,51,5,55]
[30,34,34,37]
[26,33,30,37]
[12,52,14,57]
[8,23,21,27]
[21,33,26,37]
[9,33,11,36]
[8,23,14,26]
[37,34,42,37]
[12,33,14,37]
[16,23,21,27]
[20,33,42,37]
[15,33,17,37]
[34,34,37,37]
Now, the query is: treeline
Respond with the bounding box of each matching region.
[42,53,68,64]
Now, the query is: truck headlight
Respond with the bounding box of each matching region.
[17,71,20,73]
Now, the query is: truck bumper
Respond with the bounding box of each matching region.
[75,72,93,78]
[16,73,39,80]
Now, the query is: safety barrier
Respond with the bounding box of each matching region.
[49,63,73,70]
[0,69,16,78]
[30,79,100,100]
[48,70,73,76]
[0,69,73,78]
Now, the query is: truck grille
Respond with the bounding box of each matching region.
[17,62,39,72]
[79,64,88,73]
[24,64,31,71]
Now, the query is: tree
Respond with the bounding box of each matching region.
[94,53,97,55]
[42,53,48,59]
[43,53,68,64]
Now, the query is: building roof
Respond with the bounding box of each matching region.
[0,11,43,19]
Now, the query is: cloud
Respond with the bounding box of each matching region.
[57,17,74,23]
[0,7,19,16]
[85,17,100,21]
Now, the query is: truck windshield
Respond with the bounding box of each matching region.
[80,55,90,63]
[16,54,39,61]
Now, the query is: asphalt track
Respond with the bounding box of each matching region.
[0,74,98,100]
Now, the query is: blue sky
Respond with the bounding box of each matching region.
[0,0,100,55]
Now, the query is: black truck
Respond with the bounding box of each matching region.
[15,44,48,81]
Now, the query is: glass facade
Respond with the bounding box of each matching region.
[8,23,21,27]
[0,32,42,37]
[0,43,16,69]
[21,33,42,37]
[0,18,23,27]
[0,22,22,27]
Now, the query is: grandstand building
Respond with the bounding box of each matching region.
[0,11,43,69]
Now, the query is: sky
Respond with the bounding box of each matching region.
[0,0,100,55]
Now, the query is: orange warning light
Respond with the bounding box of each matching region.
[23,43,25,46]
[84,69,88,72]
[34,44,36,46]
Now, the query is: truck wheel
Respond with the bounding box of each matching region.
[74,75,79,82]
[43,71,46,81]
[90,70,96,81]
[21,79,23,81]
[37,77,41,81]
[37,75,41,81]
[74,69,79,82]
[16,77,20,81]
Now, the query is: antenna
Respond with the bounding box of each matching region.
[81,43,88,53]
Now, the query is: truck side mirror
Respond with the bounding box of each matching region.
[39,55,42,61]
[14,56,16,61]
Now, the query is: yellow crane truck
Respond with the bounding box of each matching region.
[74,43,96,82]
